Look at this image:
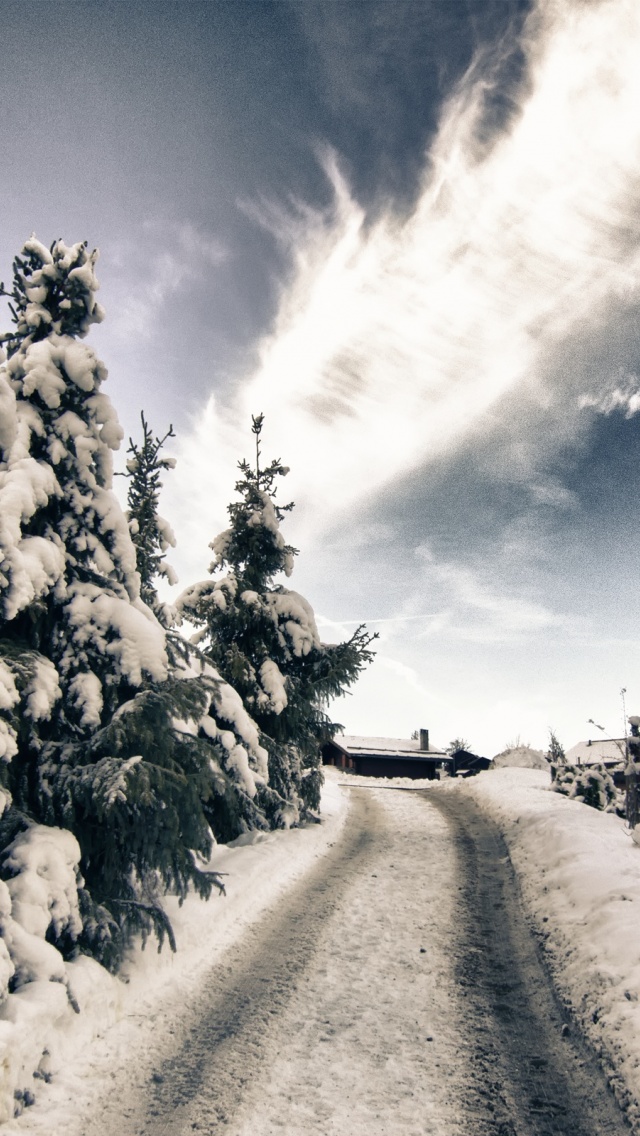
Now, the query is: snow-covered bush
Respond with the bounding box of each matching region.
[0,825,81,997]
[0,238,269,969]
[552,763,617,811]
[178,414,376,824]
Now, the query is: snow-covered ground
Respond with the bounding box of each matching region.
[1,780,349,1133]
[459,766,640,1123]
[4,765,640,1131]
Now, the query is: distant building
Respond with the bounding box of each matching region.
[322,729,491,779]
[448,747,493,777]
[564,738,627,770]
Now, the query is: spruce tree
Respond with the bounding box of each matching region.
[120,409,273,843]
[0,238,269,970]
[122,412,177,626]
[178,415,376,824]
[547,730,566,766]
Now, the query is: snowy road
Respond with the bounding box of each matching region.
[79,786,628,1136]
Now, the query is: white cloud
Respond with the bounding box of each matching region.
[100,220,229,344]
[108,250,190,341]
[413,544,569,643]
[580,372,640,418]
[166,0,640,572]
[165,220,228,268]
[528,480,578,509]
[316,611,443,637]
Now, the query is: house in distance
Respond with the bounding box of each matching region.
[564,735,628,788]
[322,729,491,779]
[564,737,627,770]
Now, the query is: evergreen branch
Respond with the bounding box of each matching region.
[252,412,264,479]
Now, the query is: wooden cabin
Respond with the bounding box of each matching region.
[564,737,628,788]
[322,729,491,780]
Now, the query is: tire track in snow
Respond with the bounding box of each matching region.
[82,789,387,1135]
[137,787,496,1136]
[426,788,631,1136]
[81,784,632,1136]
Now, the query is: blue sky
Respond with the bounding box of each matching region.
[2,0,640,756]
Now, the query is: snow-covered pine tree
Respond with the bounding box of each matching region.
[0,238,270,973]
[178,414,376,824]
[122,412,177,626]
[119,409,273,843]
[547,729,565,766]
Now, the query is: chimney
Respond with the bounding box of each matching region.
[419,728,429,752]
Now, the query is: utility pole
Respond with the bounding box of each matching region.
[621,687,629,759]
[627,709,640,831]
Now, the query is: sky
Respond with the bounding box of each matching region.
[1,0,640,757]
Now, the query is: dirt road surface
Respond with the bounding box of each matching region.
[79,785,631,1136]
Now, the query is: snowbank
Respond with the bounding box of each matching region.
[454,767,640,1123]
[491,744,548,769]
[1,776,348,1132]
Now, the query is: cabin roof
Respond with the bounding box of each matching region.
[328,734,448,758]
[565,738,627,766]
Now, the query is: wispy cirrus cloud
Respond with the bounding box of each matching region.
[414,544,569,644]
[100,219,229,343]
[580,372,640,419]
[167,0,640,584]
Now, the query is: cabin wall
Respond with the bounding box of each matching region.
[355,756,440,779]
[322,743,354,770]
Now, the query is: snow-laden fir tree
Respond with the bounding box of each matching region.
[123,413,178,626]
[178,414,376,825]
[119,409,275,842]
[547,729,565,766]
[0,238,270,974]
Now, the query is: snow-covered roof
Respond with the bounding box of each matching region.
[330,734,448,758]
[565,738,627,766]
